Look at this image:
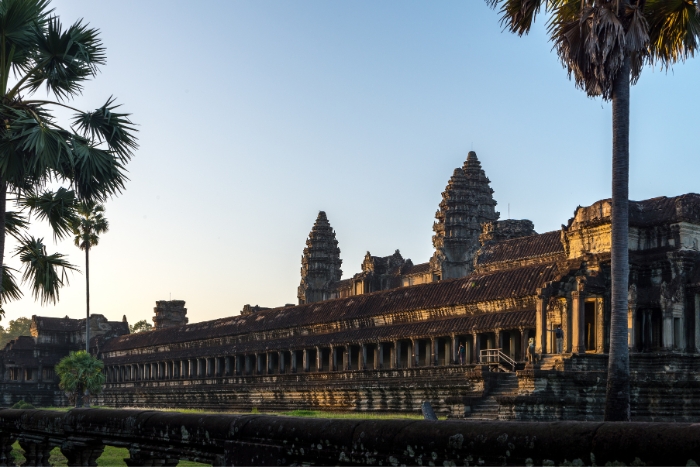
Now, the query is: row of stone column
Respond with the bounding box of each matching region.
[105,329,532,383]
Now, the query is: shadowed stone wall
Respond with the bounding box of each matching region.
[1,408,700,466]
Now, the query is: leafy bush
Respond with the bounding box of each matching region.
[11,400,35,409]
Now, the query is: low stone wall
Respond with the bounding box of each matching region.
[1,408,700,466]
[99,366,484,415]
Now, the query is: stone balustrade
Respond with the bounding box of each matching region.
[1,408,700,466]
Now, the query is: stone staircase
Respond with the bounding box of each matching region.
[463,372,520,420]
[538,354,566,371]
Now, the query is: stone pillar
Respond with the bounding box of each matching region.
[596,297,605,354]
[361,344,367,370]
[695,295,700,353]
[394,340,400,368]
[663,316,674,350]
[535,288,550,355]
[278,351,285,373]
[19,439,52,465]
[472,334,480,364]
[444,338,450,366]
[520,328,528,361]
[495,330,502,350]
[430,338,436,366]
[244,355,251,375]
[344,345,350,370]
[451,334,458,364]
[628,300,637,352]
[60,441,105,467]
[331,346,337,371]
[291,351,298,373]
[410,339,417,368]
[224,357,231,376]
[571,291,586,353]
[316,347,322,371]
[377,342,383,369]
[303,349,309,372]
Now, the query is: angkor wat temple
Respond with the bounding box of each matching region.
[3,152,700,420]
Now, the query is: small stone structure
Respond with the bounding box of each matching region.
[152,300,188,329]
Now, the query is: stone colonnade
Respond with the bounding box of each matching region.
[105,327,534,383]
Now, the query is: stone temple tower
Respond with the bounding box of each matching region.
[298,211,343,304]
[431,151,499,280]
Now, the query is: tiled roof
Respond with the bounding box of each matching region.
[103,310,535,364]
[32,316,81,332]
[476,231,564,266]
[403,262,431,275]
[102,263,558,353]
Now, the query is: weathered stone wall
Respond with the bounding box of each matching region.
[99,366,484,416]
[501,353,700,422]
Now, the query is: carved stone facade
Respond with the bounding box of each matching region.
[431,151,499,280]
[152,300,188,329]
[297,211,342,304]
[0,315,128,407]
[4,153,700,421]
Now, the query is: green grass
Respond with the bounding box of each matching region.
[11,442,208,466]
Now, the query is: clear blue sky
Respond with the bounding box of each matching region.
[3,0,699,326]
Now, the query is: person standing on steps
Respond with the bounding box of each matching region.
[458,342,466,365]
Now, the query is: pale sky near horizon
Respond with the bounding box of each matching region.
[2,0,699,328]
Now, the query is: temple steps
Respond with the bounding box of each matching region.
[463,372,519,420]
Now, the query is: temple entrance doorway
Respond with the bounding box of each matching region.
[584,302,596,351]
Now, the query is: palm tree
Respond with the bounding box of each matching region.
[55,350,105,408]
[72,201,108,353]
[486,0,699,420]
[0,0,136,318]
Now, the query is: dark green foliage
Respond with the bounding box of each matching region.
[129,319,152,333]
[11,400,35,409]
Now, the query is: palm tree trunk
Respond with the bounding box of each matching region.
[85,246,90,354]
[605,55,631,421]
[0,179,5,308]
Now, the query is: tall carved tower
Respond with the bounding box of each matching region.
[298,211,343,304]
[431,151,499,279]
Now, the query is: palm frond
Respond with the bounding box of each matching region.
[1,266,24,304]
[73,200,108,250]
[646,0,700,66]
[0,0,52,81]
[4,210,29,240]
[62,138,128,201]
[486,0,546,36]
[15,236,78,305]
[23,187,77,240]
[24,16,106,100]
[72,97,138,164]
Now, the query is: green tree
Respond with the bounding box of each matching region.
[55,350,105,407]
[486,0,699,420]
[0,0,137,320]
[72,201,108,352]
[0,316,31,348]
[129,319,152,333]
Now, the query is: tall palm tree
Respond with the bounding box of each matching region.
[0,0,136,317]
[72,201,108,353]
[486,0,699,420]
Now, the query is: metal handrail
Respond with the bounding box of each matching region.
[479,348,516,372]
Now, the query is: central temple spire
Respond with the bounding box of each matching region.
[431,151,499,279]
[298,211,342,304]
